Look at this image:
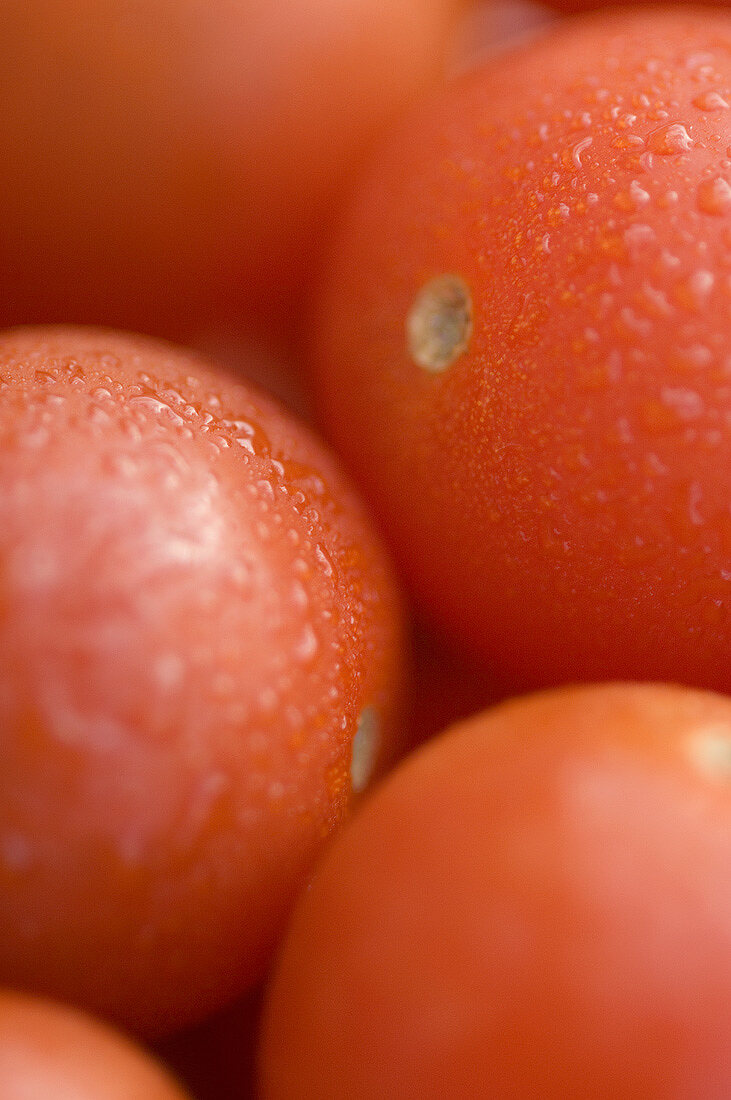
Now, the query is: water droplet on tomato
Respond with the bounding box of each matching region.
[563,136,592,169]
[647,122,694,155]
[294,623,319,665]
[693,90,729,112]
[697,177,731,215]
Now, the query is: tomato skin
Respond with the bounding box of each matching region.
[312,10,731,693]
[260,683,731,1100]
[0,0,468,341]
[0,990,188,1099]
[0,327,403,1037]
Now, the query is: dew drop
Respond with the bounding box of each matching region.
[640,282,672,318]
[407,274,473,373]
[676,270,715,311]
[660,386,704,420]
[350,708,380,794]
[647,122,694,155]
[294,623,318,664]
[629,179,650,206]
[290,579,309,610]
[128,391,186,428]
[697,177,731,216]
[624,223,655,256]
[563,136,593,169]
[693,90,729,112]
[674,344,713,371]
[685,51,716,73]
[314,543,335,579]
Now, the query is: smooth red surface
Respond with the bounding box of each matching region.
[0,327,403,1037]
[260,683,731,1099]
[0,991,188,1099]
[312,9,731,693]
[0,0,468,341]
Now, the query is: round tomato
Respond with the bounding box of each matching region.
[0,0,469,342]
[0,326,403,1036]
[0,990,188,1099]
[260,683,731,1100]
[312,9,731,693]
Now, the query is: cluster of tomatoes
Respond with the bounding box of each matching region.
[0,1,730,1098]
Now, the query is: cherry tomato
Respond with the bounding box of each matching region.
[0,0,469,342]
[0,326,403,1037]
[260,683,731,1100]
[312,9,731,693]
[0,990,188,1099]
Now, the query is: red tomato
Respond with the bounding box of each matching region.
[0,327,403,1037]
[0,990,188,1099]
[0,0,469,342]
[312,10,731,693]
[260,683,731,1100]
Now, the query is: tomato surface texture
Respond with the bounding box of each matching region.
[312,9,731,692]
[260,683,731,1100]
[0,327,402,1036]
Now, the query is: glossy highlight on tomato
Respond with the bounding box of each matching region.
[312,9,731,693]
[0,326,403,1037]
[0,990,189,1099]
[260,683,731,1100]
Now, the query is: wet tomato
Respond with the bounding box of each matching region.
[260,683,731,1100]
[0,990,188,1099]
[0,327,402,1037]
[312,10,731,693]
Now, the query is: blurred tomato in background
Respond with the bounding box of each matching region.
[0,0,471,352]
